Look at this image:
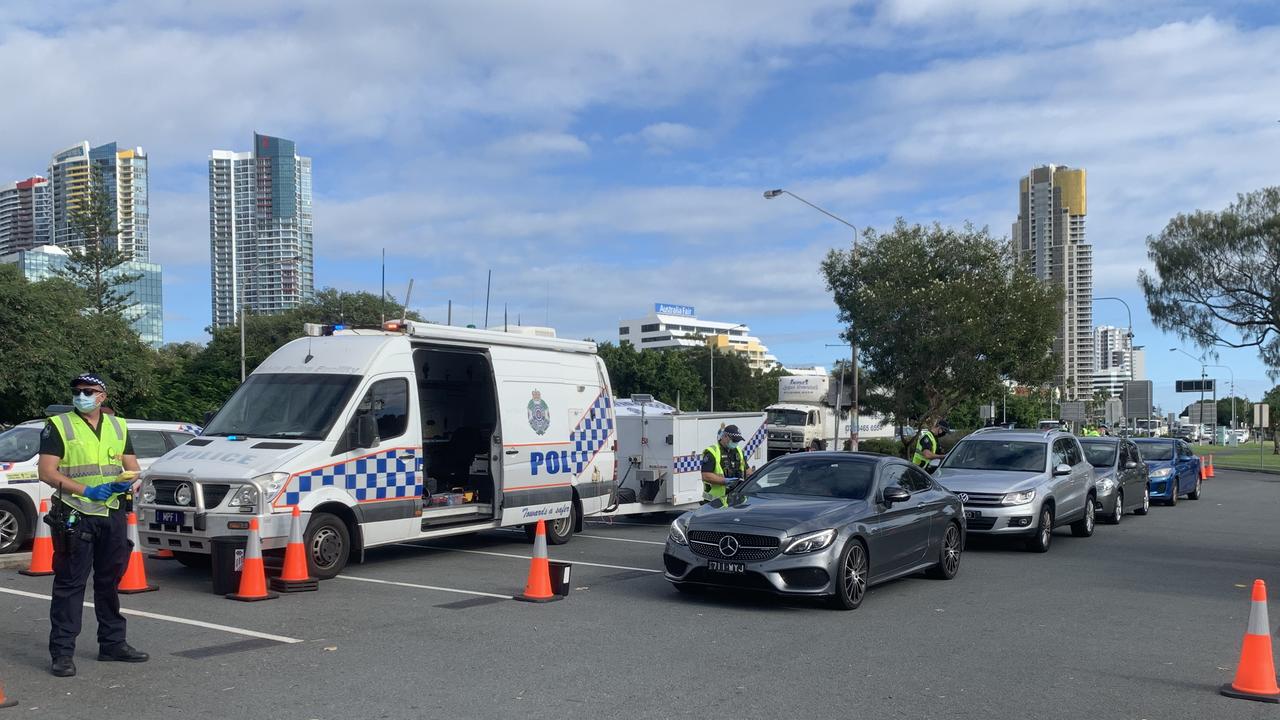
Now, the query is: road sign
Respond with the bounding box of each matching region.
[1122,381,1153,418]
[1059,401,1086,422]
[1188,400,1216,425]
[1255,403,1271,428]
[979,404,995,420]
[1175,379,1215,393]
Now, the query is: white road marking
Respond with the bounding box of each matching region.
[397,543,662,573]
[0,587,303,644]
[336,574,512,599]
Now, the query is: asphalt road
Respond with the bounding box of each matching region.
[1,469,1278,719]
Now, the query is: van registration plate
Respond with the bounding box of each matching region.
[157,511,184,525]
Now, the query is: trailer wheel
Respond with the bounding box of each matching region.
[305,512,350,579]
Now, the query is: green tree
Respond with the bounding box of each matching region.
[822,220,1061,454]
[56,175,141,316]
[1264,386,1279,454]
[1140,187,1280,375]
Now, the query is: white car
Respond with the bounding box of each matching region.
[1234,429,1249,443]
[0,415,200,553]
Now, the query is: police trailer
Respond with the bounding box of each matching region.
[139,321,632,578]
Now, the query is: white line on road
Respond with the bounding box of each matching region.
[494,527,665,545]
[335,574,512,599]
[397,543,662,573]
[0,587,303,644]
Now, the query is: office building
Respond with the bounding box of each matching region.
[48,142,150,261]
[618,303,779,371]
[0,176,52,255]
[209,133,314,328]
[1,244,163,346]
[1013,164,1093,400]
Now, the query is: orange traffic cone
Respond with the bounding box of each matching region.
[515,520,561,603]
[0,679,16,709]
[1207,454,1215,478]
[152,548,176,560]
[227,517,277,602]
[118,512,158,594]
[19,499,54,577]
[1199,460,1207,481]
[269,507,317,593]
[1220,579,1280,703]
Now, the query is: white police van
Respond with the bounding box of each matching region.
[0,413,200,553]
[137,321,620,578]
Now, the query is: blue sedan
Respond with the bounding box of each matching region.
[1132,438,1202,506]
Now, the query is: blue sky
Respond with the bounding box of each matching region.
[2,0,1278,415]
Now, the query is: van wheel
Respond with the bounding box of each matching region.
[1071,496,1096,537]
[1026,507,1053,553]
[172,551,211,570]
[526,504,577,545]
[305,512,350,579]
[0,499,29,554]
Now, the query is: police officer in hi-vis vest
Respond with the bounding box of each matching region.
[701,424,749,503]
[37,374,148,678]
[912,418,950,469]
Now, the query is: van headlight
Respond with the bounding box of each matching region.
[227,473,290,509]
[174,483,193,506]
[1001,489,1036,505]
[784,528,837,554]
[668,515,690,546]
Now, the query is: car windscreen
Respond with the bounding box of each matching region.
[202,374,360,440]
[766,409,808,426]
[1134,441,1173,461]
[941,440,1046,472]
[740,457,873,500]
[1078,440,1117,469]
[0,427,41,463]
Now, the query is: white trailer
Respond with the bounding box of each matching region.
[598,410,766,517]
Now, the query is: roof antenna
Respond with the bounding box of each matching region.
[401,278,414,325]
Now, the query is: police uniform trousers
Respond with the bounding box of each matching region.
[49,506,130,659]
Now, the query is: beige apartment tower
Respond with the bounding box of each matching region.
[1012,165,1093,400]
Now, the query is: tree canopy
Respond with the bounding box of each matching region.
[822,220,1061,445]
[1140,187,1280,375]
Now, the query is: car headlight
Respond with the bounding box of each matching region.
[784,528,837,554]
[1149,467,1173,479]
[1097,476,1116,492]
[174,483,193,506]
[140,480,156,505]
[668,515,690,546]
[1001,489,1036,505]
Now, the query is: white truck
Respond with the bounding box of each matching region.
[136,321,762,579]
[764,376,891,458]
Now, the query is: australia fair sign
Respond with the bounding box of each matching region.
[655,303,695,317]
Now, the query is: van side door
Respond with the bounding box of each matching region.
[319,374,421,522]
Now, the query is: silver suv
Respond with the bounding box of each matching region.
[932,429,1096,552]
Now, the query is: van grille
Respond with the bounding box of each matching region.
[152,479,231,508]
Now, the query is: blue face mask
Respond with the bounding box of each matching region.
[72,393,99,412]
[729,440,742,450]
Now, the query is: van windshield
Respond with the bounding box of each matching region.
[0,427,41,462]
[203,374,360,440]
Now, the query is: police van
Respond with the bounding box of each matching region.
[0,414,200,554]
[137,321,621,578]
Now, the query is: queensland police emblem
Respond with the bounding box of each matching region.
[527,390,551,435]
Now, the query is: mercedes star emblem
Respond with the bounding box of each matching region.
[718,536,740,557]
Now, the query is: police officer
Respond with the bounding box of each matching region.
[912,418,950,469]
[701,425,748,503]
[37,374,149,678]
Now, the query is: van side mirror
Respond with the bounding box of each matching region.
[356,413,379,449]
[1053,463,1073,476]
[882,486,910,505]
[203,410,217,427]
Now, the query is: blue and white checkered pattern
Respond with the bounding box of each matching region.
[673,424,767,474]
[280,447,421,507]
[568,393,614,476]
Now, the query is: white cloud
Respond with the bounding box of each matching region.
[488,132,590,159]
[622,122,703,154]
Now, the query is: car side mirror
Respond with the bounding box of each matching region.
[1053,463,1073,476]
[356,413,379,449]
[882,486,910,505]
[1124,460,1139,469]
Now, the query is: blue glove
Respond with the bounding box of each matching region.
[82,484,115,501]
[723,477,739,491]
[108,480,135,494]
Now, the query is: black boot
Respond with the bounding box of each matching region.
[98,643,149,662]
[51,656,77,677]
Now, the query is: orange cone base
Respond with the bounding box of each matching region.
[227,590,279,602]
[515,592,562,603]
[18,568,53,577]
[0,697,16,709]
[1220,683,1280,704]
[152,549,176,560]
[118,584,159,595]
[269,576,318,593]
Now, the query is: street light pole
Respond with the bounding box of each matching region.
[765,188,862,449]
[241,255,301,381]
[1170,347,1207,438]
[1205,363,1236,432]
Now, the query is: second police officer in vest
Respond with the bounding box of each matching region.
[912,418,950,470]
[37,374,149,678]
[701,424,749,503]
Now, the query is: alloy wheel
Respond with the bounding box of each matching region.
[942,525,961,576]
[1142,488,1150,512]
[1112,493,1123,523]
[1085,501,1095,533]
[844,544,867,605]
[1040,510,1052,547]
[0,510,17,551]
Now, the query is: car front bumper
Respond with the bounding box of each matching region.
[1148,476,1176,499]
[663,538,840,596]
[953,502,1040,536]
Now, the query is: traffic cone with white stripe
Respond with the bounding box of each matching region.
[1207,454,1215,478]
[118,512,158,594]
[227,517,277,602]
[0,679,16,709]
[18,499,54,577]
[1220,579,1280,703]
[515,520,560,603]
[269,507,317,593]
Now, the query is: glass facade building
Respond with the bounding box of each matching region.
[0,176,52,255]
[0,244,164,347]
[48,142,150,262]
[208,133,314,328]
